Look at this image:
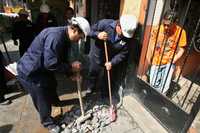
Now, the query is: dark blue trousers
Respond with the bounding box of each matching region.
[17,71,58,128]
[87,57,126,98]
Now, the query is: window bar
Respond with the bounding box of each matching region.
[148,0,167,69]
[170,17,200,98]
[176,17,200,83]
[147,0,168,88]
[152,35,169,89]
[141,0,159,76]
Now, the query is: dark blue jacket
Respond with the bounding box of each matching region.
[17,26,72,78]
[89,19,130,66]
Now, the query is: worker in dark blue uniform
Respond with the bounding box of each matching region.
[12,9,34,57]
[86,15,138,97]
[17,17,90,133]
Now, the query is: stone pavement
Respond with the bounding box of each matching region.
[0,90,144,133]
[0,77,144,133]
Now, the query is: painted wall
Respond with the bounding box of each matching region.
[175,51,200,77]
[120,0,142,18]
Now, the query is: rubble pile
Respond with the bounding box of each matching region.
[61,104,115,133]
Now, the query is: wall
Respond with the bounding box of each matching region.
[176,50,200,77]
[119,0,147,66]
[120,0,142,18]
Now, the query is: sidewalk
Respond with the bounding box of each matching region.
[0,75,144,133]
[0,39,199,133]
[0,40,144,133]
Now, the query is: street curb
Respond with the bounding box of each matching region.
[123,95,168,133]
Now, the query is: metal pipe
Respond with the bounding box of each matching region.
[147,0,168,88]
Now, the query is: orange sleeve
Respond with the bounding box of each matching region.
[149,26,159,47]
[178,29,187,47]
[150,26,159,41]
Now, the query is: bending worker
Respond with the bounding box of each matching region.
[17,17,90,133]
[86,15,137,97]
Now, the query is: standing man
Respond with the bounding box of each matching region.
[12,9,35,57]
[35,3,57,35]
[63,7,75,26]
[142,10,187,94]
[17,17,90,133]
[0,50,11,105]
[86,15,137,97]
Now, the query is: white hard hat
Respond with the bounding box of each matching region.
[71,17,90,41]
[120,15,138,38]
[40,4,50,13]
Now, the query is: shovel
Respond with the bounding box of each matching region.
[104,41,117,122]
[75,71,91,125]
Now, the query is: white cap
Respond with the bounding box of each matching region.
[71,17,90,41]
[120,15,137,38]
[40,4,50,13]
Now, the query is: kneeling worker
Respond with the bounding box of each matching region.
[17,17,90,133]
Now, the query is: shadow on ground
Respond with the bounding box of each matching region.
[0,124,13,133]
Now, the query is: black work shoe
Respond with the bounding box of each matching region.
[48,125,60,133]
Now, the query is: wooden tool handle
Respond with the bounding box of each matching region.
[104,41,113,106]
[76,72,85,116]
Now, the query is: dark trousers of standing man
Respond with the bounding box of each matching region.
[0,50,9,102]
[0,58,7,102]
[17,71,59,128]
